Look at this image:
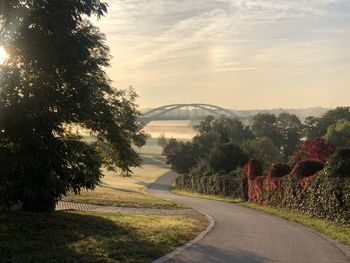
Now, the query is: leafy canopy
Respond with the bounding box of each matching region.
[0,0,143,211]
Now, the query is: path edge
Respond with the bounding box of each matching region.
[152,209,215,263]
[237,204,350,259]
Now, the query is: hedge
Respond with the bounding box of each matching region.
[175,169,244,198]
[247,149,350,225]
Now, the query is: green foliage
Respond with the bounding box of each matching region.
[250,112,303,161]
[163,139,199,174]
[304,107,350,139]
[193,116,252,155]
[250,113,283,148]
[0,1,143,211]
[303,116,322,139]
[206,143,248,173]
[176,167,244,198]
[157,134,168,148]
[326,148,350,179]
[325,119,350,147]
[277,112,303,159]
[242,137,282,170]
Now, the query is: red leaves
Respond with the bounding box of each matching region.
[246,158,321,204]
[247,159,263,179]
[294,138,335,163]
[269,163,291,178]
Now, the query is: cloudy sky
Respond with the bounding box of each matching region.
[93,0,350,109]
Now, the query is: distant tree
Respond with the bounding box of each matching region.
[194,115,215,135]
[193,116,252,155]
[251,113,283,148]
[304,107,350,139]
[0,1,143,212]
[206,143,248,173]
[325,119,350,147]
[157,134,168,149]
[242,137,282,170]
[163,140,198,173]
[134,131,149,153]
[303,116,321,139]
[162,138,177,157]
[277,113,303,159]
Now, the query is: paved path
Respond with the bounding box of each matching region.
[56,201,200,217]
[149,171,350,263]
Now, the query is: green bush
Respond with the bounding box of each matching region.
[326,148,350,178]
[175,167,244,198]
[207,143,248,173]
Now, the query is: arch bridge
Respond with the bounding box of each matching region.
[140,103,237,127]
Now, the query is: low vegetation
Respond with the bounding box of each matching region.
[63,154,186,209]
[172,188,242,203]
[63,186,185,209]
[0,211,208,262]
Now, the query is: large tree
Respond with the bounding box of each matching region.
[0,1,144,211]
[242,137,282,170]
[325,119,350,147]
[193,116,252,155]
[277,112,302,159]
[250,113,283,148]
[304,107,350,139]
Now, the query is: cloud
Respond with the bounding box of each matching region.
[91,0,350,109]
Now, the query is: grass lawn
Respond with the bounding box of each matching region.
[63,153,186,209]
[63,186,186,209]
[0,211,208,263]
[171,188,242,204]
[172,188,350,246]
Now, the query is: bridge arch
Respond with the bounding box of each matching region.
[140,103,237,127]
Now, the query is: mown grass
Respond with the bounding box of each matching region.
[63,186,186,209]
[171,188,242,203]
[172,188,350,246]
[62,152,186,209]
[0,211,208,263]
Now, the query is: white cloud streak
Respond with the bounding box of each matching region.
[92,0,350,108]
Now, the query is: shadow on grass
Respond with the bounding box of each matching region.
[0,211,170,263]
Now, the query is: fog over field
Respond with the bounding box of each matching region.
[142,120,197,140]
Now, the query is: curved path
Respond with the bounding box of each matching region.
[149,171,350,263]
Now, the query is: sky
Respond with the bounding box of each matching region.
[93,0,350,110]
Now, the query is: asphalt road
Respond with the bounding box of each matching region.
[149,171,350,263]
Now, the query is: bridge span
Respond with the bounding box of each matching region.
[140,103,237,127]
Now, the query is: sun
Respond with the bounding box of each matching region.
[0,47,9,65]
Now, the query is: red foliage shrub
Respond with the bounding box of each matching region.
[299,174,318,189]
[290,160,324,180]
[248,176,264,203]
[269,163,291,178]
[247,159,263,179]
[294,138,335,163]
